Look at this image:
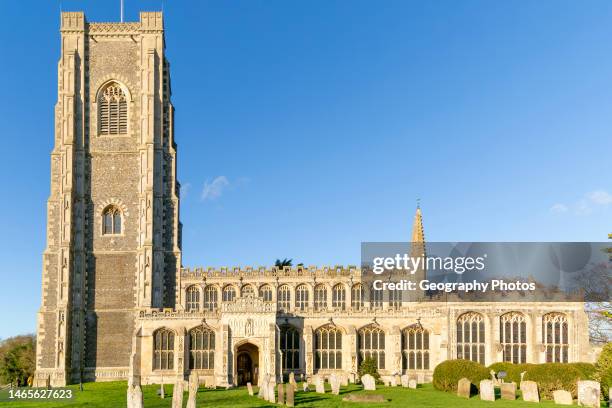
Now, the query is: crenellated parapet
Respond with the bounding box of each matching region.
[181,265,360,279]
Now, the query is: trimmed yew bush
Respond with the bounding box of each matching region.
[433,359,489,392]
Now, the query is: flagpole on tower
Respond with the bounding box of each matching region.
[120,0,124,22]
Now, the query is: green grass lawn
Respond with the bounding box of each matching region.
[0,382,606,407]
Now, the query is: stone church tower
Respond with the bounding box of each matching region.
[35,12,181,386]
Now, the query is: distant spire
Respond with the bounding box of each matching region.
[411,201,425,244]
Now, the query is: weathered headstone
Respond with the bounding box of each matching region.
[289,372,297,389]
[343,394,387,403]
[553,390,573,405]
[361,374,376,391]
[520,381,539,403]
[340,374,349,387]
[259,374,269,399]
[315,375,325,394]
[401,374,410,388]
[286,382,295,407]
[160,382,165,399]
[577,381,600,408]
[394,374,401,387]
[330,374,340,395]
[457,378,472,398]
[172,380,185,408]
[267,381,276,403]
[500,382,516,400]
[45,375,51,390]
[127,384,144,408]
[520,371,527,383]
[408,379,417,389]
[417,372,425,384]
[247,382,253,396]
[278,383,285,404]
[186,372,199,408]
[480,379,495,401]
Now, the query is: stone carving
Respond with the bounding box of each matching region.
[361,374,376,391]
[171,380,184,408]
[223,297,275,314]
[553,390,573,405]
[286,381,295,407]
[577,380,600,408]
[500,382,516,400]
[457,378,471,398]
[479,380,495,401]
[520,381,539,403]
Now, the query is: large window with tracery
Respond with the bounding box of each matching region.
[259,284,272,301]
[542,312,568,363]
[456,312,485,364]
[314,284,327,311]
[222,285,236,302]
[332,284,346,310]
[389,289,402,309]
[280,325,300,370]
[500,312,527,363]
[402,325,430,370]
[314,325,342,370]
[98,82,128,135]
[295,284,309,311]
[189,326,215,370]
[102,206,122,235]
[204,285,218,311]
[241,284,254,297]
[278,285,291,312]
[186,285,200,312]
[358,325,385,369]
[153,328,174,370]
[370,284,383,309]
[351,284,364,310]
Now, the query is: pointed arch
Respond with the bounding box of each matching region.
[402,324,430,371]
[500,312,527,363]
[314,324,343,371]
[357,324,385,369]
[189,325,215,370]
[456,312,485,364]
[153,328,175,370]
[96,81,130,135]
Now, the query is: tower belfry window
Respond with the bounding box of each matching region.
[98,82,128,135]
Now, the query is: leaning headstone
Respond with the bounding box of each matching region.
[500,382,516,400]
[286,382,295,407]
[289,372,297,389]
[361,374,376,391]
[408,379,417,389]
[457,378,472,398]
[553,390,573,405]
[315,375,325,394]
[278,383,285,404]
[303,382,309,392]
[330,374,340,395]
[247,382,253,396]
[172,380,185,408]
[520,381,539,403]
[577,381,600,408]
[186,372,199,408]
[480,380,495,401]
[401,374,410,388]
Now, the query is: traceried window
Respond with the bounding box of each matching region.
[358,325,385,369]
[98,82,128,135]
[402,325,430,370]
[351,284,364,311]
[280,325,300,370]
[241,284,254,297]
[456,312,485,364]
[295,284,309,311]
[153,328,174,370]
[332,284,346,310]
[259,284,272,301]
[500,312,527,363]
[542,312,568,363]
[370,284,383,309]
[389,289,402,309]
[314,325,342,370]
[222,285,236,302]
[278,285,291,312]
[189,326,215,370]
[204,285,218,311]
[314,284,328,311]
[102,206,122,235]
[186,285,200,312]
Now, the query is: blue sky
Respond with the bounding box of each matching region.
[0,0,610,338]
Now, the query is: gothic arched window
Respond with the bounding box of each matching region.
[389,289,402,309]
[314,284,327,311]
[456,312,485,364]
[153,328,174,370]
[278,285,291,312]
[402,325,430,370]
[189,326,215,370]
[370,283,383,309]
[314,325,342,371]
[204,285,218,311]
[186,285,200,312]
[295,284,309,311]
[241,284,254,297]
[280,325,300,370]
[259,284,272,301]
[542,312,568,363]
[222,285,236,302]
[102,206,122,235]
[358,325,385,369]
[332,284,346,310]
[98,82,128,135]
[351,283,364,311]
[500,312,527,363]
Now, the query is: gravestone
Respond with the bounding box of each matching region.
[401,374,410,388]
[286,382,295,407]
[171,380,184,408]
[315,375,325,394]
[520,371,527,382]
[278,383,285,404]
[417,372,425,384]
[127,384,144,408]
[577,381,600,408]
[159,382,165,399]
[289,372,297,389]
[393,375,400,387]
[520,381,539,403]
[480,380,495,401]
[341,374,349,387]
[361,374,376,391]
[343,394,387,403]
[247,382,253,396]
[500,382,516,400]
[259,374,269,399]
[457,378,471,398]
[267,381,276,403]
[408,379,417,389]
[45,376,51,389]
[553,390,573,405]
[186,372,199,408]
[303,382,309,392]
[330,374,340,395]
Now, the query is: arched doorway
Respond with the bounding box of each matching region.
[236,342,259,385]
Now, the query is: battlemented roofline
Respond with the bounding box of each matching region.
[181,265,360,278]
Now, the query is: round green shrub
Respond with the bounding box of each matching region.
[358,357,381,383]
[433,359,489,392]
[523,363,582,399]
[595,342,612,400]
